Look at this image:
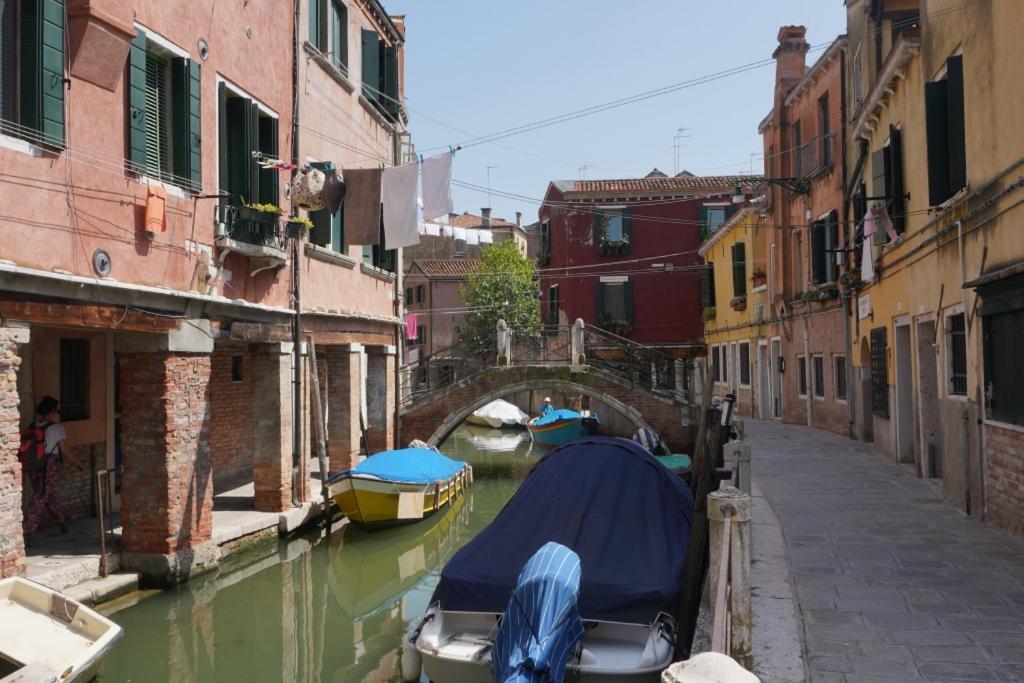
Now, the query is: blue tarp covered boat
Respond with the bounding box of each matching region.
[526,409,599,448]
[413,437,694,682]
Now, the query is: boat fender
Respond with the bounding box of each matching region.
[401,614,432,682]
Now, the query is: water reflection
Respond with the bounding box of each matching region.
[100,424,534,682]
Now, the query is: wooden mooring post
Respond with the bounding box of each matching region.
[708,486,753,670]
[724,441,752,495]
[307,336,330,521]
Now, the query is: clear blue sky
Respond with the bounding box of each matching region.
[386,1,846,224]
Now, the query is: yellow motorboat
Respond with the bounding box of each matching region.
[326,447,472,530]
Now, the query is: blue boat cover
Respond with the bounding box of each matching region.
[432,437,694,624]
[530,408,581,427]
[338,448,465,484]
[493,542,585,683]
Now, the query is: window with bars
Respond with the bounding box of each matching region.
[0,0,65,147]
[871,327,889,417]
[813,355,825,398]
[797,356,808,397]
[834,355,847,400]
[60,339,89,422]
[739,342,750,387]
[947,312,967,396]
[130,30,201,191]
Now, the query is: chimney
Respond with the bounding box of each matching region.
[515,211,522,228]
[773,26,809,95]
[481,208,491,229]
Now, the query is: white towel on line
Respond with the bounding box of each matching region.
[420,153,454,221]
[382,162,420,249]
[467,229,480,245]
[479,230,493,244]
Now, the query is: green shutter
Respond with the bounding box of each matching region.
[171,58,201,191]
[332,208,344,251]
[593,212,602,246]
[383,45,398,117]
[20,0,65,147]
[330,1,343,68]
[698,205,708,239]
[257,112,277,205]
[810,220,824,284]
[127,30,148,171]
[308,0,321,49]
[187,60,202,192]
[946,55,966,194]
[310,209,331,246]
[623,281,634,323]
[925,79,951,206]
[248,100,261,203]
[596,281,605,319]
[361,29,379,100]
[217,81,228,196]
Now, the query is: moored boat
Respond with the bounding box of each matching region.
[525,408,600,448]
[0,576,123,682]
[325,448,472,530]
[411,436,694,682]
[465,399,529,429]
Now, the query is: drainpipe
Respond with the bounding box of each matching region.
[803,319,812,426]
[956,219,974,516]
[289,0,302,507]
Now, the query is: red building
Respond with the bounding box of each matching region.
[538,173,758,355]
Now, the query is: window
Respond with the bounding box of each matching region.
[811,211,840,284]
[597,279,632,325]
[310,207,344,252]
[593,208,631,254]
[416,325,425,346]
[0,0,65,148]
[813,355,825,398]
[797,355,807,397]
[834,355,847,400]
[547,285,559,325]
[60,339,89,422]
[129,29,201,190]
[361,28,399,121]
[309,0,347,71]
[700,263,716,310]
[739,342,751,387]
[361,215,396,272]
[984,308,1024,426]
[703,206,727,237]
[218,83,278,206]
[852,43,864,108]
[794,236,804,295]
[818,93,832,167]
[947,312,967,396]
[539,220,551,266]
[416,284,425,303]
[871,127,906,238]
[870,327,889,418]
[731,242,747,297]
[712,346,720,382]
[721,345,728,385]
[405,287,412,304]
[231,355,243,383]
[925,55,966,206]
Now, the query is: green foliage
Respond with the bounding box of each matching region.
[457,240,540,356]
[243,202,284,215]
[286,215,314,230]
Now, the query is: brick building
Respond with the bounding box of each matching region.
[0,0,409,583]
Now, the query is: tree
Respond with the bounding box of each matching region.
[457,239,540,357]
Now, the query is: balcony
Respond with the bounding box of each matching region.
[214,204,289,274]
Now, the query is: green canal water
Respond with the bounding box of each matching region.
[99,424,538,682]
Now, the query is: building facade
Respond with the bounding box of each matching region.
[403,258,478,361]
[843,0,1024,534]
[538,175,757,355]
[0,0,409,582]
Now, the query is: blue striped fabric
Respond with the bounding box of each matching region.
[493,542,585,683]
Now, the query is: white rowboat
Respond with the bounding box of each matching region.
[465,399,529,429]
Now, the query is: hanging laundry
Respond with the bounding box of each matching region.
[466,229,480,245]
[861,236,875,283]
[323,169,345,217]
[420,152,454,221]
[479,229,493,244]
[870,205,899,243]
[418,223,428,236]
[343,168,382,245]
[426,223,441,237]
[405,313,418,341]
[453,227,467,242]
[382,162,420,249]
[862,211,878,237]
[442,225,454,238]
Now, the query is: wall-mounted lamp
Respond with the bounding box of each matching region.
[732,183,745,205]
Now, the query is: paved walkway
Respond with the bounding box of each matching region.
[746,420,1024,683]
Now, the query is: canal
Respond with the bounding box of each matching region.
[99,424,537,682]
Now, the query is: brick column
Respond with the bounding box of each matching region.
[366,345,396,453]
[0,326,29,578]
[118,351,216,584]
[326,344,362,474]
[251,344,293,512]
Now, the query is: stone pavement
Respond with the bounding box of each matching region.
[746,420,1024,682]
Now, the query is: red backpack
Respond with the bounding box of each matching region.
[18,422,51,472]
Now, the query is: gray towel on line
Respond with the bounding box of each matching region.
[343,168,381,245]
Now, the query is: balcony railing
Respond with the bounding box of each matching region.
[216,204,285,251]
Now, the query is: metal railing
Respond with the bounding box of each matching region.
[582,325,686,399]
[399,340,490,408]
[509,325,572,366]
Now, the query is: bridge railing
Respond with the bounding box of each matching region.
[509,325,573,365]
[399,340,490,409]
[582,325,690,402]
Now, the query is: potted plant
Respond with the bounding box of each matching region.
[751,269,767,288]
[285,215,314,239]
[599,233,630,256]
[233,202,283,245]
[703,306,717,321]
[730,295,747,311]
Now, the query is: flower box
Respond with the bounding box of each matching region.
[703,306,717,321]
[730,296,747,311]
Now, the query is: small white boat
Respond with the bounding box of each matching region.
[0,577,123,682]
[465,399,529,429]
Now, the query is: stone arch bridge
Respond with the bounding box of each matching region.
[399,321,699,450]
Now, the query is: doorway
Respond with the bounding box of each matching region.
[859,337,874,442]
[770,338,783,419]
[757,343,770,419]
[894,321,915,464]
[916,320,942,478]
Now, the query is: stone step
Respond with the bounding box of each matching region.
[64,572,140,607]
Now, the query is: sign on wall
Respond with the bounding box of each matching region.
[858,294,871,320]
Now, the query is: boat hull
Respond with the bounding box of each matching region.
[465,413,504,429]
[527,416,599,448]
[327,465,471,530]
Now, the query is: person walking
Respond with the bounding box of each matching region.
[22,396,79,540]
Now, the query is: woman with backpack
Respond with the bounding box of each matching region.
[21,396,79,540]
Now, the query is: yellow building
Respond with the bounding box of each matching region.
[699,206,771,419]
[844,0,1024,535]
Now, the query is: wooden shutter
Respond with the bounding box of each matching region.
[128,30,148,171]
[1,1,14,122]
[810,220,825,284]
[698,205,708,239]
[19,0,65,147]
[330,1,345,69]
[361,29,379,100]
[889,125,904,233]
[172,58,202,192]
[622,207,633,247]
[732,243,746,297]
[331,209,343,252]
[217,81,229,197]
[310,209,331,246]
[248,100,261,203]
[595,281,605,319]
[308,0,321,49]
[828,211,840,280]
[593,212,602,246]
[623,281,634,323]
[925,79,951,206]
[383,45,398,118]
[258,113,278,205]
[946,55,966,195]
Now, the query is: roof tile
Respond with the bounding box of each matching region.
[412,259,480,279]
